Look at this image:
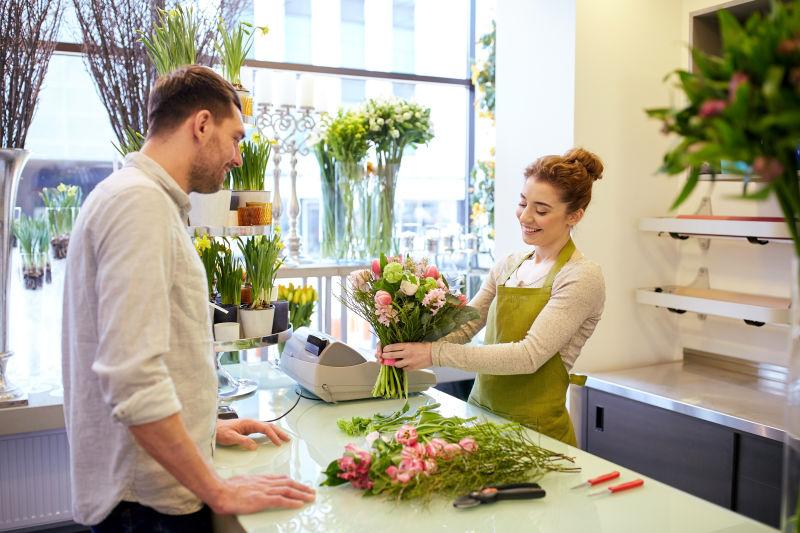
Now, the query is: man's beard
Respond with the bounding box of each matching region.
[189,137,227,194]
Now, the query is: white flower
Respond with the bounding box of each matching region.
[400,280,418,296]
[390,129,400,139]
[348,269,371,291]
[386,118,394,127]
[415,111,421,119]
[377,117,384,126]
[371,123,381,131]
[403,111,412,121]
[366,431,381,445]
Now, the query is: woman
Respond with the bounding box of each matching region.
[379,148,606,446]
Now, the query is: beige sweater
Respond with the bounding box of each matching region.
[431,250,605,375]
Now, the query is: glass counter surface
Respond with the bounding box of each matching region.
[213,363,774,533]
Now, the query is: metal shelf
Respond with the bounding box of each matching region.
[636,286,790,326]
[639,216,791,244]
[214,325,293,353]
[188,225,272,238]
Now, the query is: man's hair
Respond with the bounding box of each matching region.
[147,65,241,137]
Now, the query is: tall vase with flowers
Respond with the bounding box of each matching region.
[237,229,284,338]
[645,4,800,530]
[325,109,370,259]
[342,254,479,398]
[363,99,434,256]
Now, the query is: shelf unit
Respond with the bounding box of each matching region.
[188,225,272,237]
[639,216,791,244]
[636,286,790,327]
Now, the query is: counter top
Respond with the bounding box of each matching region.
[584,358,786,442]
[212,363,774,533]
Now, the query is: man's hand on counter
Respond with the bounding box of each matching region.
[211,474,316,514]
[216,418,291,450]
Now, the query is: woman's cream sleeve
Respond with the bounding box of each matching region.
[430,260,605,374]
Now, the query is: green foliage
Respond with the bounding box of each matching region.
[193,234,226,300]
[112,127,145,158]
[216,245,243,306]
[215,20,266,86]
[139,5,201,76]
[324,109,370,164]
[645,2,800,255]
[227,133,274,190]
[12,213,49,266]
[470,157,495,239]
[40,183,82,237]
[314,139,337,258]
[472,20,495,116]
[237,230,284,309]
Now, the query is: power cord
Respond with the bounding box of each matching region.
[261,386,322,423]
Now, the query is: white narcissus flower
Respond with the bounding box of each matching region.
[400,280,418,296]
[403,111,412,120]
[390,129,400,139]
[376,117,384,125]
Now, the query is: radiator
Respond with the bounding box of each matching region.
[0,429,72,531]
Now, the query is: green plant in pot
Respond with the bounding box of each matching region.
[139,5,201,75]
[237,228,284,338]
[226,133,275,221]
[194,233,225,301]
[40,183,83,260]
[215,20,267,121]
[645,3,800,531]
[215,244,243,327]
[12,214,49,290]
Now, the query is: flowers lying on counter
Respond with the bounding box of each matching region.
[322,403,579,500]
[342,255,479,399]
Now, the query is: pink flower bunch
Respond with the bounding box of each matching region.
[385,433,478,485]
[337,444,374,489]
[374,290,399,326]
[421,288,446,315]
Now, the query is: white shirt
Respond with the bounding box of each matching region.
[61,153,217,525]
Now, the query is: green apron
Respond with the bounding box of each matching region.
[468,238,585,446]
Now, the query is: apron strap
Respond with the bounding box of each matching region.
[543,238,575,289]
[500,250,536,285]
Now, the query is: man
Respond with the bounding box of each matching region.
[62,65,315,532]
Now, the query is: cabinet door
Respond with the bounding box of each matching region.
[586,389,735,508]
[735,433,782,527]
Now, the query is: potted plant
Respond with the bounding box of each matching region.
[237,229,284,338]
[12,214,49,290]
[194,233,224,301]
[139,5,201,76]
[215,20,267,122]
[227,133,274,224]
[215,244,243,327]
[645,4,800,530]
[40,183,83,260]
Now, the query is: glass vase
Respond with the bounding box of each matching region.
[373,157,401,257]
[783,256,800,532]
[334,160,366,260]
[320,165,338,259]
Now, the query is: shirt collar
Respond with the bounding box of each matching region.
[124,152,192,219]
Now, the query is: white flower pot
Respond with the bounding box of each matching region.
[232,190,271,208]
[213,322,240,342]
[239,306,275,339]
[189,189,232,228]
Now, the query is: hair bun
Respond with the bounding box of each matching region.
[563,147,603,181]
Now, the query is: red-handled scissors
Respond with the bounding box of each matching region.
[588,479,644,497]
[570,471,620,489]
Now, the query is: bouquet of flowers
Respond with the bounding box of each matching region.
[278,283,317,328]
[343,255,479,399]
[322,402,578,500]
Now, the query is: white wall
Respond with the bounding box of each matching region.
[497,0,685,372]
[497,0,790,370]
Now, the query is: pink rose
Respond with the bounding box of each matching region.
[371,259,382,278]
[698,99,726,118]
[458,294,468,307]
[395,425,418,446]
[459,437,478,453]
[396,470,413,484]
[374,290,392,307]
[424,265,440,279]
[386,465,399,480]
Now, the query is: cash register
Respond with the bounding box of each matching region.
[280,327,437,402]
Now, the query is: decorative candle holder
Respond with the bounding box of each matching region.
[256,103,318,264]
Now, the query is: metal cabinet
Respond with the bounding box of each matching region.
[583,388,782,528]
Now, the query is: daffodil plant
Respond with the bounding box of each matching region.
[237,228,284,310]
